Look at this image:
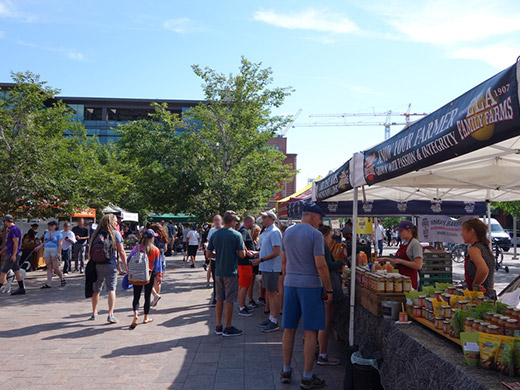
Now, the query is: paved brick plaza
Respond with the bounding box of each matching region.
[1,254,345,390]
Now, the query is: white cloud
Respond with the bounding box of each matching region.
[65,49,85,61]
[14,39,87,61]
[451,45,520,69]
[0,0,15,17]
[163,17,203,34]
[254,8,359,35]
[0,0,37,22]
[366,0,520,45]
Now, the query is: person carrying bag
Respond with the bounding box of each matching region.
[129,229,162,329]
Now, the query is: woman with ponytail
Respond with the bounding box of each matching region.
[461,218,495,293]
[379,220,423,289]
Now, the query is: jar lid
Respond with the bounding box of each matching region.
[488,325,499,329]
[480,322,490,327]
[507,319,518,323]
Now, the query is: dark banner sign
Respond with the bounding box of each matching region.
[315,160,352,201]
[364,63,520,185]
[287,199,486,219]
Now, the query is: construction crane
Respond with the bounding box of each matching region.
[299,104,428,140]
[277,108,302,137]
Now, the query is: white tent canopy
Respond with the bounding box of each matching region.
[324,137,520,203]
[313,58,520,347]
[102,204,139,222]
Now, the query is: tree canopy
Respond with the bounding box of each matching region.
[0,71,129,218]
[117,57,296,221]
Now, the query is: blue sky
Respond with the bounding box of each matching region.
[1,0,520,189]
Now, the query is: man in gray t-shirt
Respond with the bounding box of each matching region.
[280,203,332,388]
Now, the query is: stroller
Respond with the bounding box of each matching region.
[174,237,184,254]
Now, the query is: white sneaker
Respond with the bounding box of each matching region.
[151,294,161,308]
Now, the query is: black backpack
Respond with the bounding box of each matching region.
[90,230,114,264]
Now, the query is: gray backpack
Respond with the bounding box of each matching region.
[128,245,150,286]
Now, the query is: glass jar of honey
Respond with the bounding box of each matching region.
[505,319,520,337]
[465,318,475,333]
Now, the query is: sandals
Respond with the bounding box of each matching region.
[41,284,52,289]
[60,279,66,287]
[143,318,153,324]
[129,321,138,330]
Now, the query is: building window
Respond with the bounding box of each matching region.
[84,107,102,121]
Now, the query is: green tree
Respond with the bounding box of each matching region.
[0,71,129,218]
[492,202,520,218]
[117,57,296,221]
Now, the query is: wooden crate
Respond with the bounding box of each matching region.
[355,284,406,317]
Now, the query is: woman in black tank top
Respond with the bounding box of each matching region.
[461,219,495,293]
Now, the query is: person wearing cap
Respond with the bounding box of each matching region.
[280,203,333,388]
[252,210,283,333]
[206,210,246,337]
[129,229,162,329]
[379,220,423,289]
[0,215,26,295]
[34,221,65,289]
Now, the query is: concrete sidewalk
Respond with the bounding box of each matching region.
[1,253,346,390]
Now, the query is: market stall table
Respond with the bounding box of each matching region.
[334,299,507,390]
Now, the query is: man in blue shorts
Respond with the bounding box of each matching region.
[280,204,332,389]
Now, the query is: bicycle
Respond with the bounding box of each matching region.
[492,240,509,273]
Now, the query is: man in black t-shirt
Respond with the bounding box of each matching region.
[72,218,90,273]
[237,216,256,317]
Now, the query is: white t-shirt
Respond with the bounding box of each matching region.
[207,227,219,242]
[375,225,384,241]
[187,230,200,246]
[61,230,77,250]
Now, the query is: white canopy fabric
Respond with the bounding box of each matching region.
[102,204,139,222]
[314,58,520,347]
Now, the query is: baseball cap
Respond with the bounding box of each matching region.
[303,203,326,217]
[47,220,58,226]
[30,223,39,227]
[143,229,158,239]
[224,210,240,222]
[3,214,14,222]
[398,220,415,231]
[342,226,352,235]
[260,210,277,220]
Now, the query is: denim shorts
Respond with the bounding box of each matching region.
[93,262,118,292]
[282,286,325,331]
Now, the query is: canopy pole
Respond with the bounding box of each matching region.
[348,187,359,347]
[513,217,518,260]
[486,201,492,250]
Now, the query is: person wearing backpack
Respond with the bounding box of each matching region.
[129,229,162,329]
[89,214,127,324]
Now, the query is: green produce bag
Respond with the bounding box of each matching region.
[461,332,480,366]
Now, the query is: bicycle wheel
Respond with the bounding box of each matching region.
[451,245,466,263]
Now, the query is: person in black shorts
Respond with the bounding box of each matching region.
[0,215,25,295]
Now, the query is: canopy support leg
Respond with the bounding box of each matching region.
[348,187,359,347]
[513,217,518,260]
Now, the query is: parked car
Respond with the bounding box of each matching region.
[506,230,520,247]
[480,218,511,252]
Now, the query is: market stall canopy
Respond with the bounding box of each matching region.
[71,209,96,218]
[102,204,139,222]
[288,198,487,218]
[277,176,322,219]
[315,59,520,203]
[148,213,195,223]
